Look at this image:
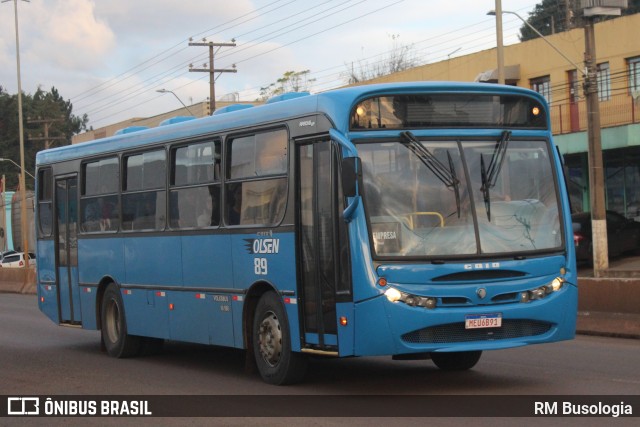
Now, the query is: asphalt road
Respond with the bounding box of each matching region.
[1,293,639,426]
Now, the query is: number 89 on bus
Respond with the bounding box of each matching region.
[254,258,268,275]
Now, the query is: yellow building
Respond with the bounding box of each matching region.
[355,13,640,219]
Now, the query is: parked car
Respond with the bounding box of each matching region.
[572,211,640,264]
[0,252,36,268]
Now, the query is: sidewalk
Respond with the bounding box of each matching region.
[577,255,640,339]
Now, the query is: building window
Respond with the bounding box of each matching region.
[531,76,551,104]
[597,62,611,101]
[628,56,640,95]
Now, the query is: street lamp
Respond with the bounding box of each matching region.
[0,158,35,180]
[156,89,195,116]
[487,9,586,76]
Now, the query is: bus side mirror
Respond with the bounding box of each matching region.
[341,157,362,198]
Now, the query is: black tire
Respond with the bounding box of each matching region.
[252,291,307,385]
[101,283,141,358]
[431,351,482,371]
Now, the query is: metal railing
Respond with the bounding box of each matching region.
[550,92,640,135]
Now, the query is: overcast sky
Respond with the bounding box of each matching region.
[0,0,538,129]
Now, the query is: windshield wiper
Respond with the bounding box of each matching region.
[480,130,512,221]
[400,131,461,218]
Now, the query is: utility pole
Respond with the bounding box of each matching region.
[581,0,627,276]
[1,174,6,253]
[494,0,505,84]
[27,117,66,149]
[565,0,573,30]
[189,39,237,114]
[583,15,608,274]
[3,0,29,276]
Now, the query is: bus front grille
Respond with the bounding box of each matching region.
[401,320,552,344]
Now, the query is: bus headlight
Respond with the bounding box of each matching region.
[550,277,564,292]
[384,287,437,309]
[384,288,402,303]
[521,277,565,302]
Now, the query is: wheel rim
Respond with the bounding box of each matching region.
[105,298,121,344]
[258,310,282,367]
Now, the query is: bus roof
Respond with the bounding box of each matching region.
[36,82,545,166]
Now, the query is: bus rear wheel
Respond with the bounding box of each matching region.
[431,351,482,371]
[101,283,141,358]
[252,291,307,385]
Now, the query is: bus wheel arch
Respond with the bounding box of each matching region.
[95,276,119,331]
[100,282,141,358]
[244,282,307,385]
[243,281,275,352]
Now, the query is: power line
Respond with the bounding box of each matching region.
[85,1,409,127]
[82,1,546,128]
[71,0,291,104]
[79,1,365,124]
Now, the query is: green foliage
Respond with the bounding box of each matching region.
[258,70,315,101]
[0,86,88,190]
[519,0,640,41]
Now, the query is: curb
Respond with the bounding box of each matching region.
[577,311,640,339]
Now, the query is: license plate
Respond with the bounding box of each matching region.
[465,313,502,329]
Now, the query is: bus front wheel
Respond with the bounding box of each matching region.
[431,351,482,371]
[252,291,307,385]
[101,283,141,358]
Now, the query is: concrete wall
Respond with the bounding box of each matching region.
[0,267,36,294]
[577,277,640,338]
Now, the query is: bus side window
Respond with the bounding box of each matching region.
[37,168,53,237]
[123,150,166,231]
[80,158,120,233]
[169,140,221,229]
[226,129,288,226]
[227,183,243,225]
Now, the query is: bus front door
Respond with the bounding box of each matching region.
[55,176,81,325]
[297,140,341,352]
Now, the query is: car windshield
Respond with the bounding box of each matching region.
[359,137,563,259]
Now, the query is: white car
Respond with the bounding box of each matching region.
[0,252,36,268]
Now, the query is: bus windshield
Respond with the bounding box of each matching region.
[359,136,563,258]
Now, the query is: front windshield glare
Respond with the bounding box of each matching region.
[359,139,562,258]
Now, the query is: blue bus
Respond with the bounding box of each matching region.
[35,82,577,385]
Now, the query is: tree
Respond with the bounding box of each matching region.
[520,0,640,41]
[258,70,316,101]
[343,34,416,84]
[0,86,88,190]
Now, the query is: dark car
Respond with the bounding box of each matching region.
[572,211,640,264]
